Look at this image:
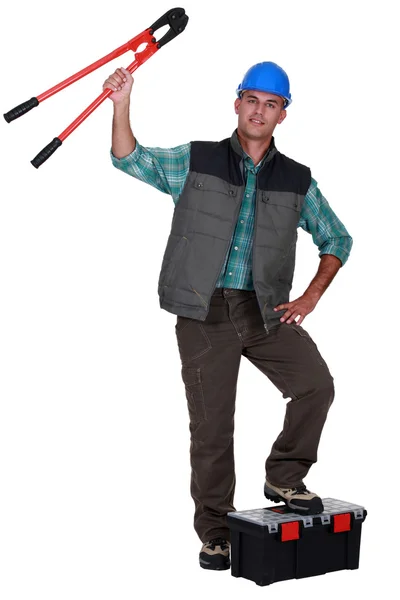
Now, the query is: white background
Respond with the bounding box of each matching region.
[0,0,398,597]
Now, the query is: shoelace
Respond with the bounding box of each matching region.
[284,485,310,496]
[207,537,229,550]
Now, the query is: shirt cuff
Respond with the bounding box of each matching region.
[110,142,141,168]
[319,244,352,267]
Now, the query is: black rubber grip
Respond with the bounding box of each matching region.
[31,137,62,168]
[3,97,39,122]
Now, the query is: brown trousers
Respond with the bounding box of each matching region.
[175,288,334,543]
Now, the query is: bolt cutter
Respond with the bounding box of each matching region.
[3,7,189,168]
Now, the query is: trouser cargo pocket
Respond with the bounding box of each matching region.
[182,366,206,424]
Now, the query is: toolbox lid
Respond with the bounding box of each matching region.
[227,498,366,533]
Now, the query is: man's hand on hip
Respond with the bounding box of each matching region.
[274,292,320,326]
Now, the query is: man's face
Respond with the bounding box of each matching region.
[234,90,287,140]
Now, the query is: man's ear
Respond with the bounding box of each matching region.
[234,98,241,114]
[278,110,287,124]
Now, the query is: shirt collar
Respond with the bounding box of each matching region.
[230,129,277,169]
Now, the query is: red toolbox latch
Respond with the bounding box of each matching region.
[333,513,351,533]
[281,521,300,542]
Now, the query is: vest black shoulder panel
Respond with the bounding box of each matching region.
[259,152,311,194]
[190,139,243,187]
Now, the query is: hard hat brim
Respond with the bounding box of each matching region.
[236,86,292,108]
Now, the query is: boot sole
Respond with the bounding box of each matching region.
[264,483,323,515]
[199,555,230,571]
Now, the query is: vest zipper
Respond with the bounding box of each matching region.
[206,193,244,308]
[254,175,269,335]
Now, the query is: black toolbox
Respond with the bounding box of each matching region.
[227,498,367,586]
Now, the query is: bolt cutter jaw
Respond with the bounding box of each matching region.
[149,7,189,48]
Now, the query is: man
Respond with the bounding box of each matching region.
[104,61,353,571]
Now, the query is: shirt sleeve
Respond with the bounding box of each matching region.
[110,141,191,204]
[298,177,353,266]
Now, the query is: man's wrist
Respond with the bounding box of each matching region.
[113,99,130,116]
[304,287,322,303]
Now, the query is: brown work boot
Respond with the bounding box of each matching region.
[199,537,230,570]
[264,478,324,515]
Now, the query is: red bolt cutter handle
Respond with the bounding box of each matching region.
[3,7,189,168]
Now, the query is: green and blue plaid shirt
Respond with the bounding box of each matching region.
[111,140,353,290]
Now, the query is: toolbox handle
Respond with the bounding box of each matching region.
[149,7,189,48]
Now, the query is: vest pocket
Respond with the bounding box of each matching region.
[161,235,188,288]
[192,174,237,196]
[261,191,302,211]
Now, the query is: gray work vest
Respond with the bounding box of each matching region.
[157,131,311,333]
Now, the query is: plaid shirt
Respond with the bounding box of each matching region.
[111,140,353,290]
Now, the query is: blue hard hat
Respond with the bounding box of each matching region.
[236,62,292,108]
